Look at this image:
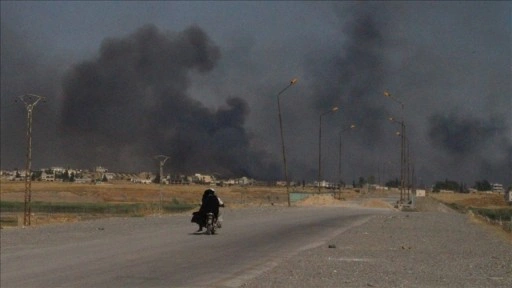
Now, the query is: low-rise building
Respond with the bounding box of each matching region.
[505,188,512,204]
[492,183,504,193]
[41,171,55,181]
[191,173,215,184]
[74,178,92,184]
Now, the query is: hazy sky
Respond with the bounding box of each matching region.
[1,1,511,186]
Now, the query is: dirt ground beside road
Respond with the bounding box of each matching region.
[430,192,510,208]
[241,197,512,288]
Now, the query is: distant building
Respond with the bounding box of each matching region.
[74,178,92,184]
[276,181,287,187]
[41,171,55,182]
[415,189,426,197]
[51,167,66,174]
[95,166,108,173]
[191,173,215,184]
[236,177,254,185]
[492,183,504,193]
[104,172,116,180]
[505,188,512,204]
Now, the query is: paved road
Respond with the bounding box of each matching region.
[1,206,391,288]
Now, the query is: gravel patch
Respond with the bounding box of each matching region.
[241,198,512,288]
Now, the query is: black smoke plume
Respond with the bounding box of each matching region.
[306,6,389,143]
[428,113,501,156]
[428,111,512,181]
[59,24,279,179]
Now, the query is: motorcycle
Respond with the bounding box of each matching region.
[191,210,222,234]
[205,212,217,235]
[191,191,224,234]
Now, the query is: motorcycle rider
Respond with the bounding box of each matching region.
[194,188,223,232]
[212,189,224,228]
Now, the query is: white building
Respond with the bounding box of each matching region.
[505,188,512,203]
[41,171,55,181]
[51,167,66,174]
[95,166,108,173]
[74,178,92,184]
[191,173,215,184]
[236,177,253,185]
[492,183,504,193]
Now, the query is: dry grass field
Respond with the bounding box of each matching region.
[2,181,510,230]
[0,180,365,206]
[430,192,512,238]
[430,192,510,209]
[0,180,358,226]
[0,180,289,206]
[0,181,266,226]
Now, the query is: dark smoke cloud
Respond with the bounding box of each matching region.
[0,22,63,170]
[59,24,279,179]
[306,5,389,144]
[282,4,395,183]
[427,111,512,182]
[428,112,504,156]
[2,2,510,186]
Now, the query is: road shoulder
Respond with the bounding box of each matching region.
[241,200,512,288]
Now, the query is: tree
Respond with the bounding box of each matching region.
[62,170,70,182]
[433,179,460,192]
[459,182,469,193]
[474,180,492,191]
[153,174,160,184]
[358,177,367,188]
[102,174,108,182]
[385,178,400,188]
[32,170,42,181]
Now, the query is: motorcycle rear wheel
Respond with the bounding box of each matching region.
[206,215,213,235]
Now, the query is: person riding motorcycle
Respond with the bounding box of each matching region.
[193,188,224,232]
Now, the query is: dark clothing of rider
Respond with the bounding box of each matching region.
[194,188,222,232]
[200,193,220,218]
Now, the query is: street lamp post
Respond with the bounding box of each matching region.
[385,91,407,204]
[277,78,298,207]
[318,106,339,193]
[388,116,406,203]
[338,124,356,189]
[404,134,413,202]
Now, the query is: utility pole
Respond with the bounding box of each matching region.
[18,94,45,226]
[276,78,297,207]
[154,155,169,212]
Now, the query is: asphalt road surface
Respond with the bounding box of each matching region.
[1,206,391,288]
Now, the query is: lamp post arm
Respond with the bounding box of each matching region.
[277,78,298,97]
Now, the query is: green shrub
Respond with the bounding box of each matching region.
[0,201,195,215]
